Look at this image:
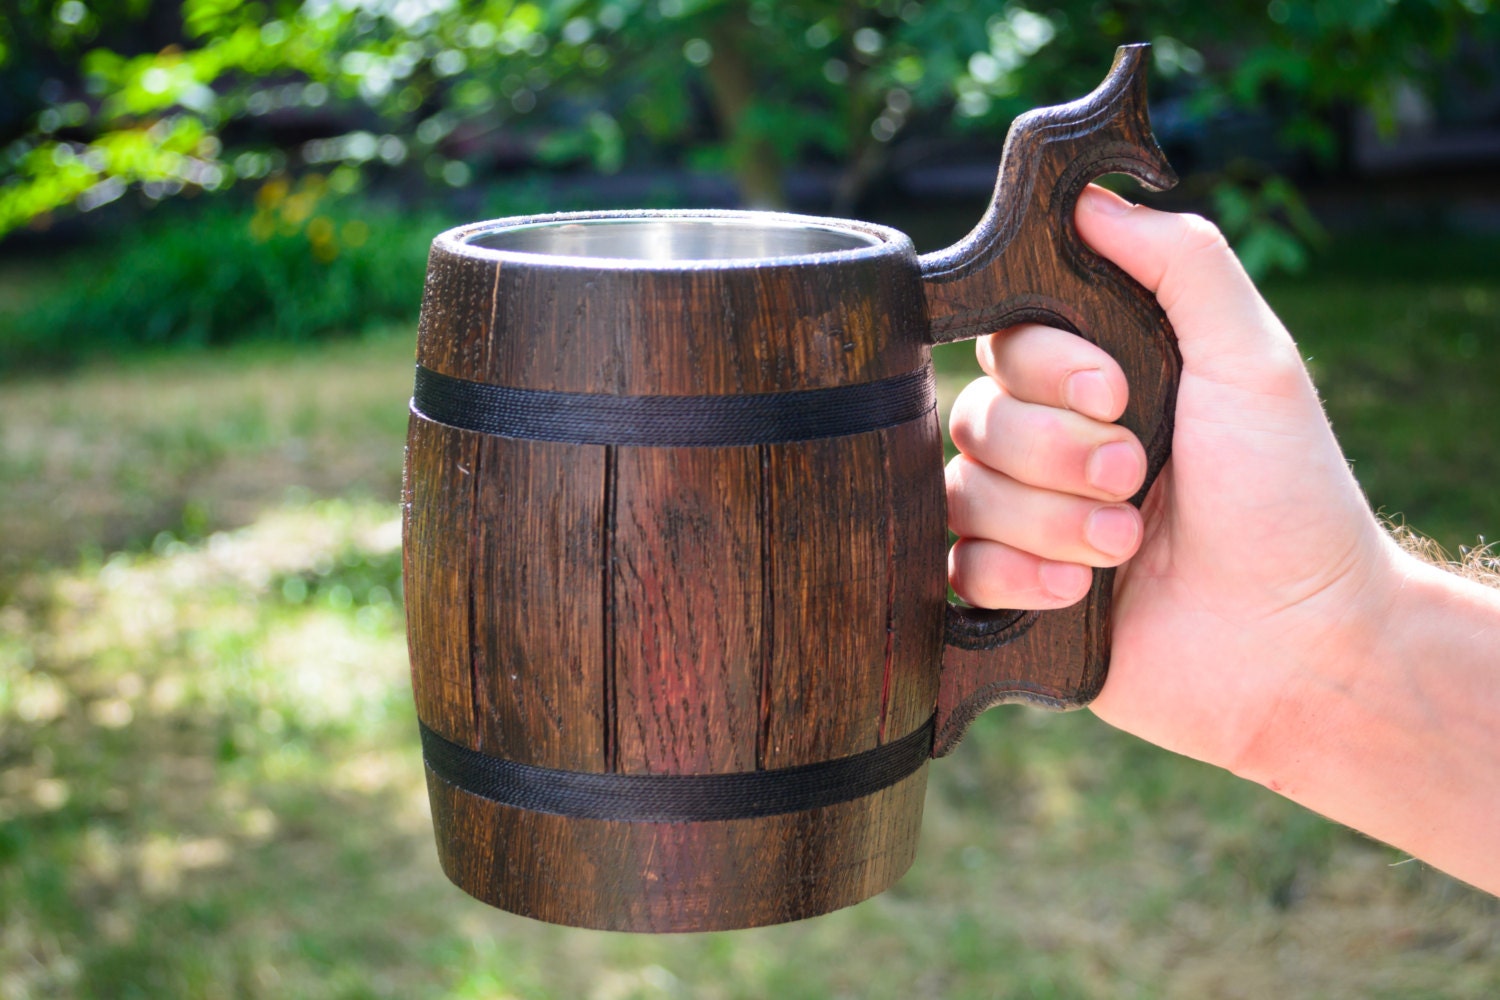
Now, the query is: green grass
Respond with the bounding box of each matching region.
[1264,234,1500,555]
[0,327,415,578]
[1,228,1498,999]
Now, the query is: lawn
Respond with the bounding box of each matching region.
[1,226,1497,999]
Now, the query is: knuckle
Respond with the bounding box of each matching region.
[975,333,1001,373]
[1176,213,1231,257]
[1253,341,1315,399]
[944,452,978,486]
[947,379,996,451]
[944,456,984,517]
[1157,213,1234,315]
[948,410,976,452]
[950,540,1011,609]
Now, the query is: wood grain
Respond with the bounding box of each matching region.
[468,435,608,770]
[427,217,928,396]
[880,417,949,742]
[922,43,1180,750]
[760,433,891,768]
[401,413,477,745]
[425,761,929,932]
[612,445,763,775]
[403,43,1179,931]
[404,229,946,928]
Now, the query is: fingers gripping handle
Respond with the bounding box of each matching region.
[922,44,1181,758]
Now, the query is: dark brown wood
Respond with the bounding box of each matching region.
[470,435,608,770]
[881,417,950,742]
[401,413,477,745]
[404,213,946,928]
[932,598,1104,758]
[760,433,891,768]
[402,43,1178,931]
[612,445,763,774]
[428,231,928,395]
[921,43,1181,754]
[425,762,929,932]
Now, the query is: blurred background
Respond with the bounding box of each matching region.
[2,2,1499,997]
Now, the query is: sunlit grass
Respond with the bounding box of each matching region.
[0,326,414,577]
[1,232,1498,998]
[5,502,1494,997]
[1271,256,1500,556]
[0,497,426,997]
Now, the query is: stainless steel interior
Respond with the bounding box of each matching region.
[466,217,884,261]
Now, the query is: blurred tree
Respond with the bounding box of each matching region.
[2,0,1497,272]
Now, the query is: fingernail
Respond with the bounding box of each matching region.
[1086,441,1143,497]
[1063,369,1115,420]
[1080,186,1133,217]
[1039,560,1091,601]
[1085,505,1140,559]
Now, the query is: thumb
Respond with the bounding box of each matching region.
[1074,185,1298,383]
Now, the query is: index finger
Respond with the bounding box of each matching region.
[977,323,1130,422]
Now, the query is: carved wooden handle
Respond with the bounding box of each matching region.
[922,44,1181,757]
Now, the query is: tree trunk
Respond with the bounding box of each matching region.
[703,18,787,209]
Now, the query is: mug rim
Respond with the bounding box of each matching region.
[433,208,913,270]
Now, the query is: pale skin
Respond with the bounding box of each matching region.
[946,184,1500,895]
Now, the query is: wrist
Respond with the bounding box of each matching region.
[1232,537,1500,893]
[1225,530,1407,792]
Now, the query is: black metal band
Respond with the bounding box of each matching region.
[420,718,934,823]
[410,364,936,447]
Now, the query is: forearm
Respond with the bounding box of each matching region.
[1234,544,1500,893]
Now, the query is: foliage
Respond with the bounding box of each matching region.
[1211,173,1326,277]
[2,1,1497,268]
[0,183,449,368]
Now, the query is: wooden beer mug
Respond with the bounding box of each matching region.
[404,45,1179,931]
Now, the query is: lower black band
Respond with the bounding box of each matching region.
[410,365,936,447]
[420,718,934,823]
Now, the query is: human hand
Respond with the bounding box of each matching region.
[944,184,1398,773]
